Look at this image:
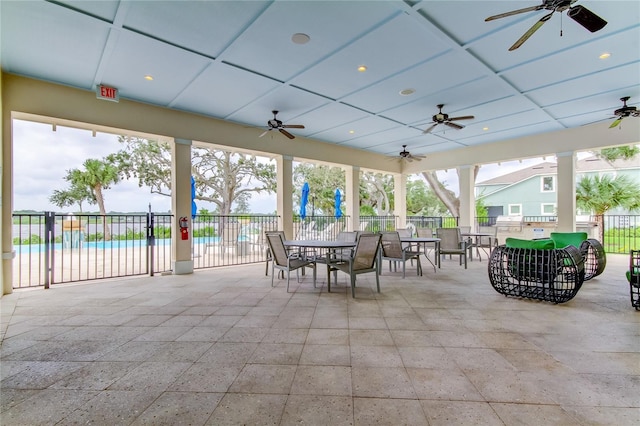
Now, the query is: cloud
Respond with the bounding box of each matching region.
[13,120,159,212]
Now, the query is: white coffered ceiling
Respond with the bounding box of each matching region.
[1,0,639,159]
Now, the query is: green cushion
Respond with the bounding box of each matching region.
[550,232,588,249]
[505,238,555,250]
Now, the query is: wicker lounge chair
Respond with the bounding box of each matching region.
[488,238,585,303]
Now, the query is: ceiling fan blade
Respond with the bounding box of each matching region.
[448,115,475,121]
[279,129,295,139]
[259,130,269,138]
[509,11,553,51]
[567,5,607,33]
[423,123,438,134]
[609,118,622,128]
[445,121,464,130]
[282,124,305,129]
[485,5,543,22]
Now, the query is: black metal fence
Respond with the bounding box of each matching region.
[406,216,459,229]
[11,212,638,289]
[601,214,639,253]
[12,212,172,289]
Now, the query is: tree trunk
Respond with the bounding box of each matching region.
[94,185,111,241]
[421,166,480,219]
[422,171,459,217]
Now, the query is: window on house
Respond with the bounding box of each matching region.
[508,204,521,215]
[541,203,556,215]
[541,176,555,192]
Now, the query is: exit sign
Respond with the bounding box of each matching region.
[96,84,119,102]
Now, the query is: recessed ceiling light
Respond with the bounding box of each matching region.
[144,75,154,81]
[349,130,355,134]
[357,65,367,72]
[291,33,310,44]
[483,127,489,131]
[399,88,415,96]
[599,52,611,59]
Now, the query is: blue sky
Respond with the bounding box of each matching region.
[13,119,561,214]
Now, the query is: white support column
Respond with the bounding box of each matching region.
[171,138,193,274]
[345,166,360,231]
[277,155,293,239]
[394,173,407,228]
[556,151,576,232]
[1,103,12,295]
[458,165,475,228]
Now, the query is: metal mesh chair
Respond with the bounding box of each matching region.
[628,250,640,310]
[488,244,585,303]
[266,233,316,292]
[264,231,286,276]
[327,233,382,298]
[476,225,498,259]
[436,228,468,269]
[380,231,422,278]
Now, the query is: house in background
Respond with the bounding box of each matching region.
[476,155,640,219]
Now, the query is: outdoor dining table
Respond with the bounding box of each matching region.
[283,239,357,264]
[400,237,441,271]
[460,232,494,261]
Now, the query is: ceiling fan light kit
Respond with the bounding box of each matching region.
[609,96,639,129]
[396,145,426,162]
[259,110,305,139]
[423,104,475,134]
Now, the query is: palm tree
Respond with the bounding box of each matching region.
[49,181,95,212]
[576,174,640,241]
[66,159,120,240]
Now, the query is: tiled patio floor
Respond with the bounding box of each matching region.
[1,254,638,425]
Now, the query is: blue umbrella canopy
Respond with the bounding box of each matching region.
[300,182,310,219]
[191,176,197,219]
[334,189,342,219]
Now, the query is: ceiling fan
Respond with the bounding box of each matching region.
[396,145,426,162]
[485,0,607,51]
[259,110,305,139]
[423,104,474,134]
[609,96,639,129]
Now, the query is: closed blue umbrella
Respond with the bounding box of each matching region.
[191,176,197,219]
[334,189,342,219]
[300,182,310,220]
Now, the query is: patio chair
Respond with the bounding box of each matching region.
[416,228,434,238]
[264,231,286,276]
[436,228,468,269]
[332,231,357,261]
[317,221,343,240]
[627,250,639,310]
[458,225,475,261]
[266,233,316,293]
[295,220,316,240]
[219,223,240,258]
[476,225,498,259]
[380,231,422,278]
[416,227,437,258]
[549,232,606,281]
[404,222,416,237]
[327,233,382,298]
[488,238,585,304]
